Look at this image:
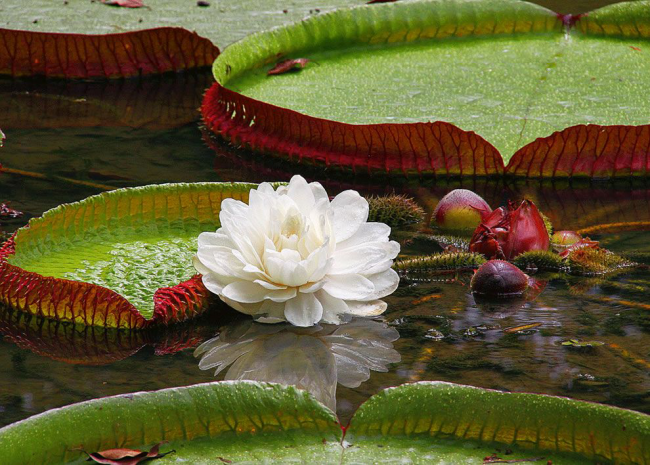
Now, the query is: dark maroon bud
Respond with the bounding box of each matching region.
[470,260,529,298]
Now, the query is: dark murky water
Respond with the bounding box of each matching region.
[2,0,648,428]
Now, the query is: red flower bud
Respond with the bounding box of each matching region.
[469,199,550,260]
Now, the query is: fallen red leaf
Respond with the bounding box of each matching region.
[101,0,146,8]
[84,441,173,464]
[630,46,642,51]
[268,58,311,75]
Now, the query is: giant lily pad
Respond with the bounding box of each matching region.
[0,182,258,329]
[203,0,650,178]
[0,380,648,464]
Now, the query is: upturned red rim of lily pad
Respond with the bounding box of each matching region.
[0,27,219,79]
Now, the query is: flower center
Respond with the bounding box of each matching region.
[281,213,303,239]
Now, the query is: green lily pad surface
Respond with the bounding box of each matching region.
[219,0,650,160]
[0,381,647,464]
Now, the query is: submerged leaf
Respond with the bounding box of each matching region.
[503,322,542,334]
[561,339,604,349]
[268,58,311,75]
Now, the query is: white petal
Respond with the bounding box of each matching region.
[201,272,226,295]
[345,299,388,316]
[220,296,263,315]
[330,190,369,243]
[284,293,323,327]
[197,231,235,249]
[254,280,287,291]
[336,223,391,250]
[365,268,400,300]
[253,300,287,324]
[316,290,349,324]
[222,281,273,303]
[309,181,329,204]
[330,244,393,275]
[322,274,374,300]
[287,175,316,215]
[299,281,325,294]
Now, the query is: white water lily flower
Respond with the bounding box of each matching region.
[193,175,401,327]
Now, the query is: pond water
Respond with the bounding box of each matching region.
[1,0,648,430]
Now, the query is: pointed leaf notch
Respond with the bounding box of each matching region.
[0,27,219,78]
[0,183,258,329]
[0,381,648,464]
[203,0,650,179]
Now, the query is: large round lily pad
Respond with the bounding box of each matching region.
[203,0,650,178]
[0,381,647,464]
[0,183,257,329]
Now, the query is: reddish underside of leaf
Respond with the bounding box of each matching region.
[201,82,505,176]
[0,27,219,78]
[0,237,211,329]
[507,124,650,178]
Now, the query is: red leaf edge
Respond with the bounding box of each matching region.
[506,124,650,178]
[0,27,219,79]
[0,236,211,329]
[201,82,505,176]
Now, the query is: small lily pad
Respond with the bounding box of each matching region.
[0,183,258,329]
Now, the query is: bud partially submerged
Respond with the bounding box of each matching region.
[469,199,550,260]
[470,260,529,298]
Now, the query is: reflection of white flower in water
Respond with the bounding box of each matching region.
[194,318,400,411]
[193,175,400,327]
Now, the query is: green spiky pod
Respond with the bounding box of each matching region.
[367,195,424,227]
[540,211,554,237]
[567,248,635,276]
[393,252,485,276]
[415,234,470,251]
[512,250,564,272]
